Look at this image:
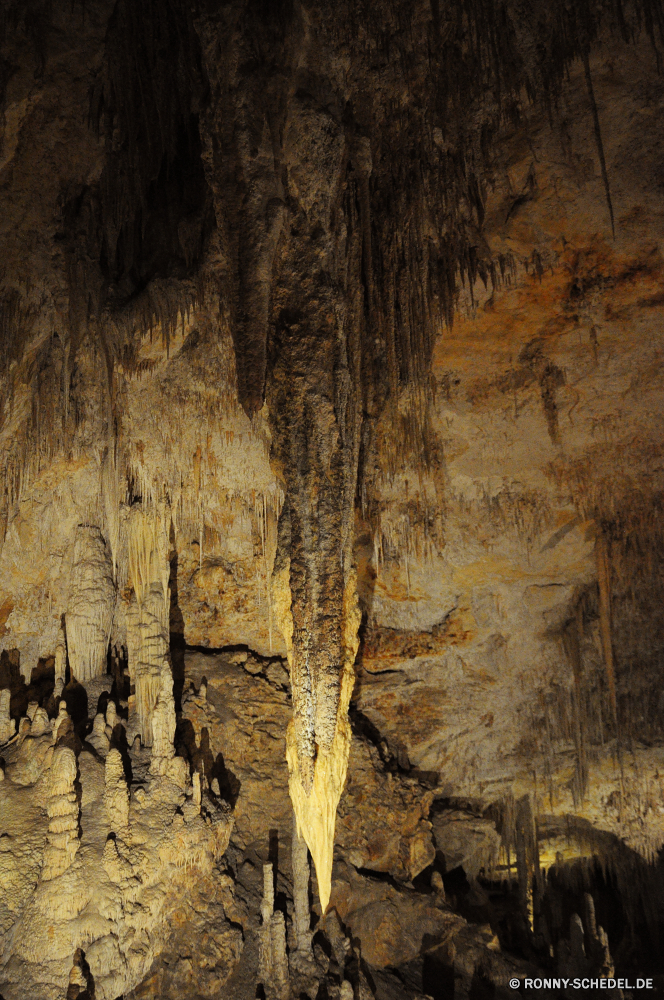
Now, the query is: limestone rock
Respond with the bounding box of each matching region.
[149,672,176,771]
[341,893,460,969]
[0,705,234,999]
[102,836,136,888]
[88,713,110,756]
[0,689,16,744]
[54,622,67,690]
[0,0,663,996]
[257,861,290,1000]
[66,526,116,683]
[431,810,502,879]
[104,748,129,832]
[105,700,118,733]
[41,746,80,881]
[53,700,71,741]
[17,717,31,740]
[30,707,50,737]
[127,583,170,747]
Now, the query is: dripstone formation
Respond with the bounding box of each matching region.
[1,0,664,997]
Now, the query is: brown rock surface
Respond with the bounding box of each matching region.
[1,0,664,996]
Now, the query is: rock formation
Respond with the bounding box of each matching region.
[558,894,621,997]
[1,0,664,996]
[0,688,15,744]
[41,746,80,881]
[291,818,313,961]
[104,748,129,833]
[66,526,116,683]
[88,712,110,755]
[258,861,290,1000]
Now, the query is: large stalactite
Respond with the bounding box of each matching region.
[191,0,664,908]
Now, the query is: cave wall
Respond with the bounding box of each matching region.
[1,0,664,996]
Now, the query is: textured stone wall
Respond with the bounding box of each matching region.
[1,0,664,996]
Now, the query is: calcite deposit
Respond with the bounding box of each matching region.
[1,0,664,996]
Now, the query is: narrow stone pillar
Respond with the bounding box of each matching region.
[292,815,312,957]
[42,746,80,880]
[104,748,129,833]
[258,859,290,1000]
[67,525,115,683]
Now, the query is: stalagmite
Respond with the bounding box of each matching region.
[325,908,352,970]
[569,912,586,965]
[258,862,274,984]
[89,713,110,755]
[0,688,15,744]
[515,794,540,931]
[66,525,115,682]
[126,507,171,746]
[291,816,313,959]
[558,893,618,988]
[54,620,67,695]
[271,912,290,1000]
[257,860,290,1000]
[192,771,201,809]
[67,948,90,1000]
[149,671,177,771]
[583,893,616,979]
[53,700,71,741]
[104,749,129,832]
[127,580,171,747]
[41,746,80,880]
[105,700,118,735]
[31,707,50,737]
[17,717,31,740]
[102,836,136,888]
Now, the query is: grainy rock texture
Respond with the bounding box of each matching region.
[1,0,664,996]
